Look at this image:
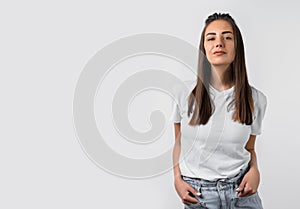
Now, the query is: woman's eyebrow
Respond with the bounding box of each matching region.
[222,31,233,34]
[206,32,216,36]
[206,31,233,36]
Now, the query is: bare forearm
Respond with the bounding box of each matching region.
[173,124,182,181]
[173,140,182,180]
[245,135,260,172]
[248,150,259,171]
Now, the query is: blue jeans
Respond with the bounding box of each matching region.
[181,165,264,209]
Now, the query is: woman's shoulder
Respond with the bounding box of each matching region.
[250,85,267,105]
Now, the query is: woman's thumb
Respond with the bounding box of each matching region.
[189,186,201,196]
[236,181,245,192]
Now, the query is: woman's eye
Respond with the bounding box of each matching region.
[207,37,215,41]
[224,36,232,40]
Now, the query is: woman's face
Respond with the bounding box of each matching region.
[204,20,235,67]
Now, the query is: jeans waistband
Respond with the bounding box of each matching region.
[182,164,250,187]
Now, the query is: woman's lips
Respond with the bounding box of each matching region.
[213,51,226,55]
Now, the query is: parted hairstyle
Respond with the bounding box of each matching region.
[187,13,254,125]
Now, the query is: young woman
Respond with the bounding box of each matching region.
[172,13,267,209]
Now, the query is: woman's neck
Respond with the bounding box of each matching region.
[210,65,234,91]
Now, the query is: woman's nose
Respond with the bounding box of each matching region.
[216,43,223,47]
[215,38,224,48]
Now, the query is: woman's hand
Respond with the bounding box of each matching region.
[174,177,201,205]
[236,167,260,197]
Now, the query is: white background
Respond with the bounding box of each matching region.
[1,0,299,208]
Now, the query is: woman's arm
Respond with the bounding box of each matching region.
[173,123,182,180]
[173,123,201,205]
[236,134,261,197]
[246,135,259,170]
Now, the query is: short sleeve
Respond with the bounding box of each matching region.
[171,100,182,123]
[250,87,267,135]
[170,80,196,124]
[170,84,182,123]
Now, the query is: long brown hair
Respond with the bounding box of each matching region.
[188,13,254,125]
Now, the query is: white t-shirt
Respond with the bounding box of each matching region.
[171,80,267,181]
